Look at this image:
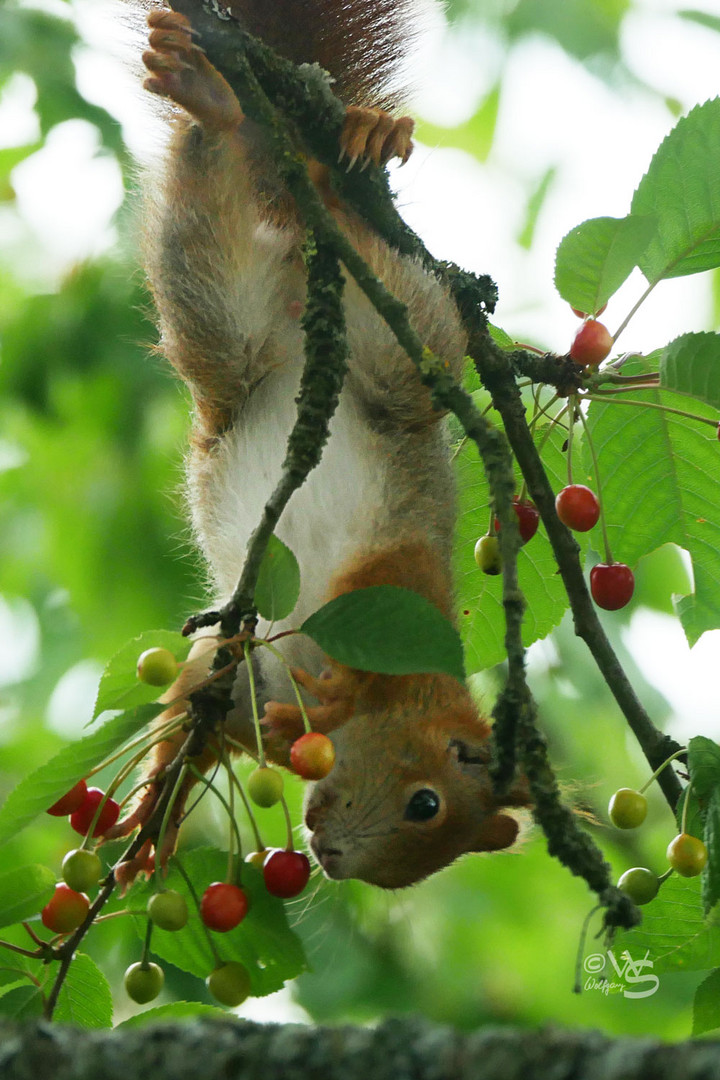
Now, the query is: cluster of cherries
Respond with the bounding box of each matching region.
[38,646,338,1009]
[608,783,708,905]
[474,309,635,612]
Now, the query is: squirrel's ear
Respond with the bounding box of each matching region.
[472,812,519,852]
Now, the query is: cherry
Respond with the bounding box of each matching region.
[570,319,613,367]
[290,733,336,780]
[263,850,311,898]
[493,498,540,545]
[41,884,89,933]
[137,646,178,686]
[69,787,120,837]
[200,882,249,932]
[206,962,252,1007]
[47,780,88,817]
[147,889,188,931]
[608,788,647,829]
[61,849,103,892]
[247,766,284,808]
[571,303,607,319]
[555,484,600,532]
[124,961,164,1003]
[617,867,659,905]
[590,563,635,610]
[667,832,708,877]
[474,534,501,575]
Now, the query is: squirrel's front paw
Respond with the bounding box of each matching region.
[143,10,244,132]
[340,106,414,168]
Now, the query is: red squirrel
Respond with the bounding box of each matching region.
[109,0,529,889]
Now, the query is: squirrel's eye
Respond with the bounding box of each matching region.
[404,788,441,822]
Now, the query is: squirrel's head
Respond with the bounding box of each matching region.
[303,700,528,889]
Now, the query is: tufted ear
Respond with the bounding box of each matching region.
[472,812,520,852]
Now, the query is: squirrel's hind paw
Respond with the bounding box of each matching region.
[340,107,414,169]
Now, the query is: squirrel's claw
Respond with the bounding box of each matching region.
[341,107,414,168]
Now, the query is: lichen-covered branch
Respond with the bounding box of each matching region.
[2,1018,720,1080]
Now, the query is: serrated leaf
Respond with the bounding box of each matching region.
[0,865,55,929]
[116,1001,229,1028]
[703,788,720,915]
[455,422,588,672]
[0,704,162,848]
[660,332,720,409]
[487,323,516,351]
[693,968,720,1035]
[617,874,720,973]
[93,631,192,720]
[688,736,720,799]
[254,535,301,622]
[585,361,720,643]
[632,98,720,282]
[127,850,307,997]
[54,954,113,1029]
[301,586,465,681]
[554,215,656,314]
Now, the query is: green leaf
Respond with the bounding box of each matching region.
[0,865,55,929]
[660,332,720,409]
[254,535,301,622]
[301,586,465,681]
[688,736,720,800]
[53,954,113,1029]
[517,166,557,250]
[93,631,192,720]
[617,874,720,973]
[455,422,588,672]
[414,82,500,161]
[487,323,516,351]
[703,789,720,916]
[116,1002,229,1029]
[632,98,720,282]
[679,11,720,35]
[127,850,307,997]
[0,704,162,848]
[554,215,656,314]
[0,985,44,1020]
[693,969,720,1035]
[585,360,720,643]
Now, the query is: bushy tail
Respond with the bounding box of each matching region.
[232,0,418,110]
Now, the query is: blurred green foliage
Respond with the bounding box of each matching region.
[0,0,716,1038]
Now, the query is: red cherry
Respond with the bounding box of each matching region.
[41,883,89,933]
[555,484,600,532]
[590,563,635,610]
[570,319,613,367]
[571,303,607,319]
[493,498,540,545]
[47,780,88,817]
[69,788,120,838]
[200,882,249,932]
[290,733,336,780]
[263,850,311,898]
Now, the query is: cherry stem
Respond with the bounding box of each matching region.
[257,640,313,734]
[681,779,694,835]
[598,372,660,385]
[244,639,266,767]
[583,394,718,428]
[22,921,45,947]
[186,763,243,879]
[280,793,294,851]
[577,403,613,564]
[155,761,189,882]
[566,394,577,485]
[528,391,561,434]
[140,916,154,966]
[173,855,221,966]
[613,279,658,343]
[222,737,237,882]
[573,903,603,994]
[658,868,674,885]
[89,713,186,781]
[220,747,265,853]
[638,748,687,795]
[0,939,43,959]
